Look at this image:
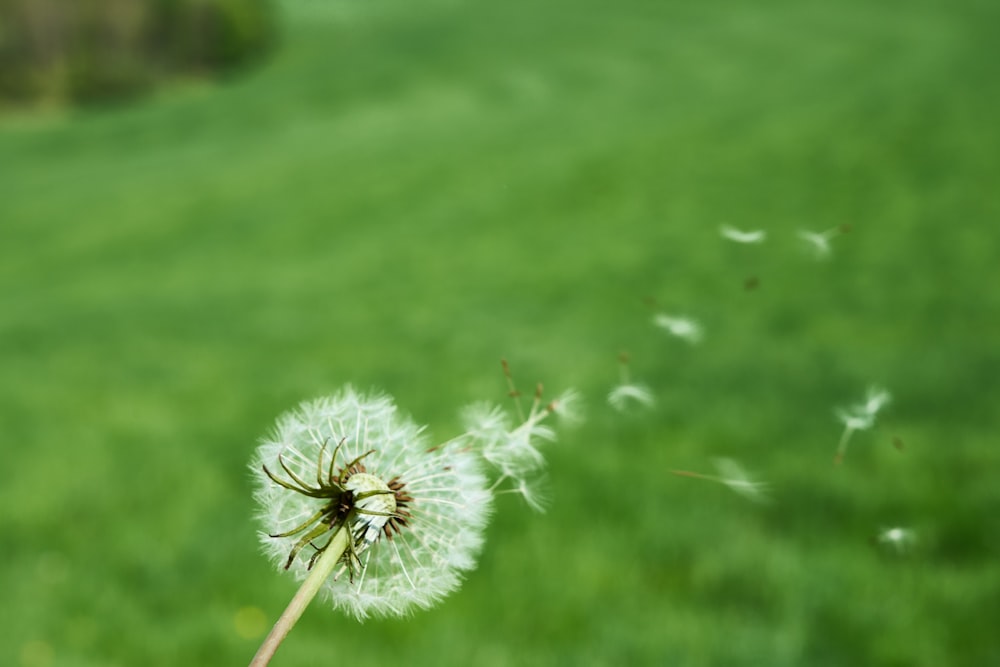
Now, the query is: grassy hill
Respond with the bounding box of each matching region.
[2,0,999,665]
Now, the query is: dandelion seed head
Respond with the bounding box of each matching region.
[252,387,492,621]
[344,472,395,544]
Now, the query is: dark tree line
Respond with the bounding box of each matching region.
[0,0,275,106]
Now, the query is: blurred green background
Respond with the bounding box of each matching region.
[2,0,999,665]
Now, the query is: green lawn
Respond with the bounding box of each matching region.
[2,0,1000,665]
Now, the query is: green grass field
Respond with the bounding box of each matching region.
[3,0,1000,664]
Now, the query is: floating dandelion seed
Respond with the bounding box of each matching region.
[607,351,655,412]
[502,475,550,513]
[835,407,875,433]
[720,224,767,244]
[653,313,703,344]
[797,224,851,259]
[671,458,770,504]
[608,384,655,411]
[877,526,915,554]
[797,230,833,258]
[833,385,891,464]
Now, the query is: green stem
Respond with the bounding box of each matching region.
[249,525,350,667]
[834,426,855,465]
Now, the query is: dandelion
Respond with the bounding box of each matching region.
[720,224,766,244]
[607,351,655,412]
[877,526,915,554]
[671,458,770,504]
[797,224,851,259]
[833,385,891,464]
[653,313,703,344]
[250,388,492,664]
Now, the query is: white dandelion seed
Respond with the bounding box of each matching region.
[547,388,585,427]
[607,383,655,411]
[833,385,891,464]
[607,352,654,412]
[670,458,770,504]
[252,388,492,621]
[498,475,550,513]
[877,526,915,554]
[797,230,833,258]
[712,458,771,504]
[653,313,703,344]
[720,224,767,244]
[797,224,851,259]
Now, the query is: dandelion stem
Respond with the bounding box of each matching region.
[670,469,732,485]
[834,427,855,465]
[249,525,351,667]
[488,473,510,493]
[670,469,713,481]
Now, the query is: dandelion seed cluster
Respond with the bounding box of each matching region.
[252,388,492,620]
[460,387,581,512]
